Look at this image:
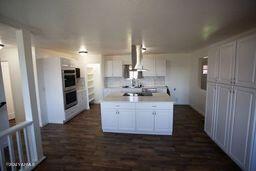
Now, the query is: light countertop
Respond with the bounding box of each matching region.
[102,93,174,102]
[104,85,167,89]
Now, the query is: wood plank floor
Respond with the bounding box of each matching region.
[36,105,241,171]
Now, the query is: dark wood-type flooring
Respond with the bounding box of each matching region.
[36,105,241,171]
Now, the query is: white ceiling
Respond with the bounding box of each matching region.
[0,0,256,55]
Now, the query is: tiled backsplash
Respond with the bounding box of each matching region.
[104,76,165,88]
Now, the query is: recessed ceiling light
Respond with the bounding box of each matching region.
[78,50,88,55]
[0,44,4,50]
[142,47,146,53]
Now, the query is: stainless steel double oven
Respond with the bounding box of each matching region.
[62,68,77,110]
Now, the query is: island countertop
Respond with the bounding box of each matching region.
[102,93,174,102]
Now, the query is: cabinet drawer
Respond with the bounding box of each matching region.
[101,102,135,109]
[136,102,173,110]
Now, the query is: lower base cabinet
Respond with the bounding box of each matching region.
[229,86,256,170]
[205,83,256,171]
[118,109,136,131]
[154,110,173,133]
[101,109,118,130]
[136,110,155,132]
[101,102,173,135]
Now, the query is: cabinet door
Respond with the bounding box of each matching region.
[104,61,113,77]
[235,34,256,88]
[112,60,122,77]
[101,109,118,130]
[155,58,166,76]
[136,110,155,132]
[204,83,217,138]
[208,46,219,82]
[219,41,236,84]
[142,56,155,76]
[77,92,83,112]
[154,110,172,133]
[215,84,232,152]
[229,87,256,169]
[118,109,135,131]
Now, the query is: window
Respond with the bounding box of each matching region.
[199,57,208,90]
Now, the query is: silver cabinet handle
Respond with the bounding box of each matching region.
[152,106,157,107]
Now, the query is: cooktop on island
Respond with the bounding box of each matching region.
[123,92,153,96]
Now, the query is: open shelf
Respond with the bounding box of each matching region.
[87,66,95,104]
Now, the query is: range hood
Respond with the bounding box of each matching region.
[132,45,147,71]
[123,44,145,79]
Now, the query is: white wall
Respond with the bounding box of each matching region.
[0,63,9,147]
[0,62,15,119]
[163,53,191,104]
[189,47,208,115]
[0,47,26,123]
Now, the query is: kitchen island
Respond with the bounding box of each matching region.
[101,93,174,135]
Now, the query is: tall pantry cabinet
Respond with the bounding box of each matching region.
[205,33,256,171]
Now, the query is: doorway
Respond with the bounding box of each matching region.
[0,61,9,148]
[0,61,15,120]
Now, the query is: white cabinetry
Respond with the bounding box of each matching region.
[219,41,236,84]
[207,47,219,82]
[112,60,123,77]
[215,84,232,152]
[142,56,155,76]
[118,109,136,131]
[142,56,166,77]
[206,84,256,170]
[101,109,118,130]
[229,87,256,169]
[154,110,172,133]
[155,58,167,76]
[205,33,256,171]
[204,83,217,137]
[235,34,256,88]
[136,110,155,132]
[77,90,87,112]
[104,60,122,77]
[101,102,173,135]
[104,61,113,77]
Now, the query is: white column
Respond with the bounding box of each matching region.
[16,29,44,162]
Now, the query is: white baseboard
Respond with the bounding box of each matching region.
[189,105,204,116]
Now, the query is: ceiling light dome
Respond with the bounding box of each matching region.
[0,44,4,50]
[78,50,88,56]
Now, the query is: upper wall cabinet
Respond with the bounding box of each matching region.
[104,61,113,77]
[142,56,166,77]
[143,56,155,76]
[104,60,122,77]
[207,46,219,82]
[218,41,236,84]
[155,57,167,76]
[112,60,123,77]
[235,34,256,89]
